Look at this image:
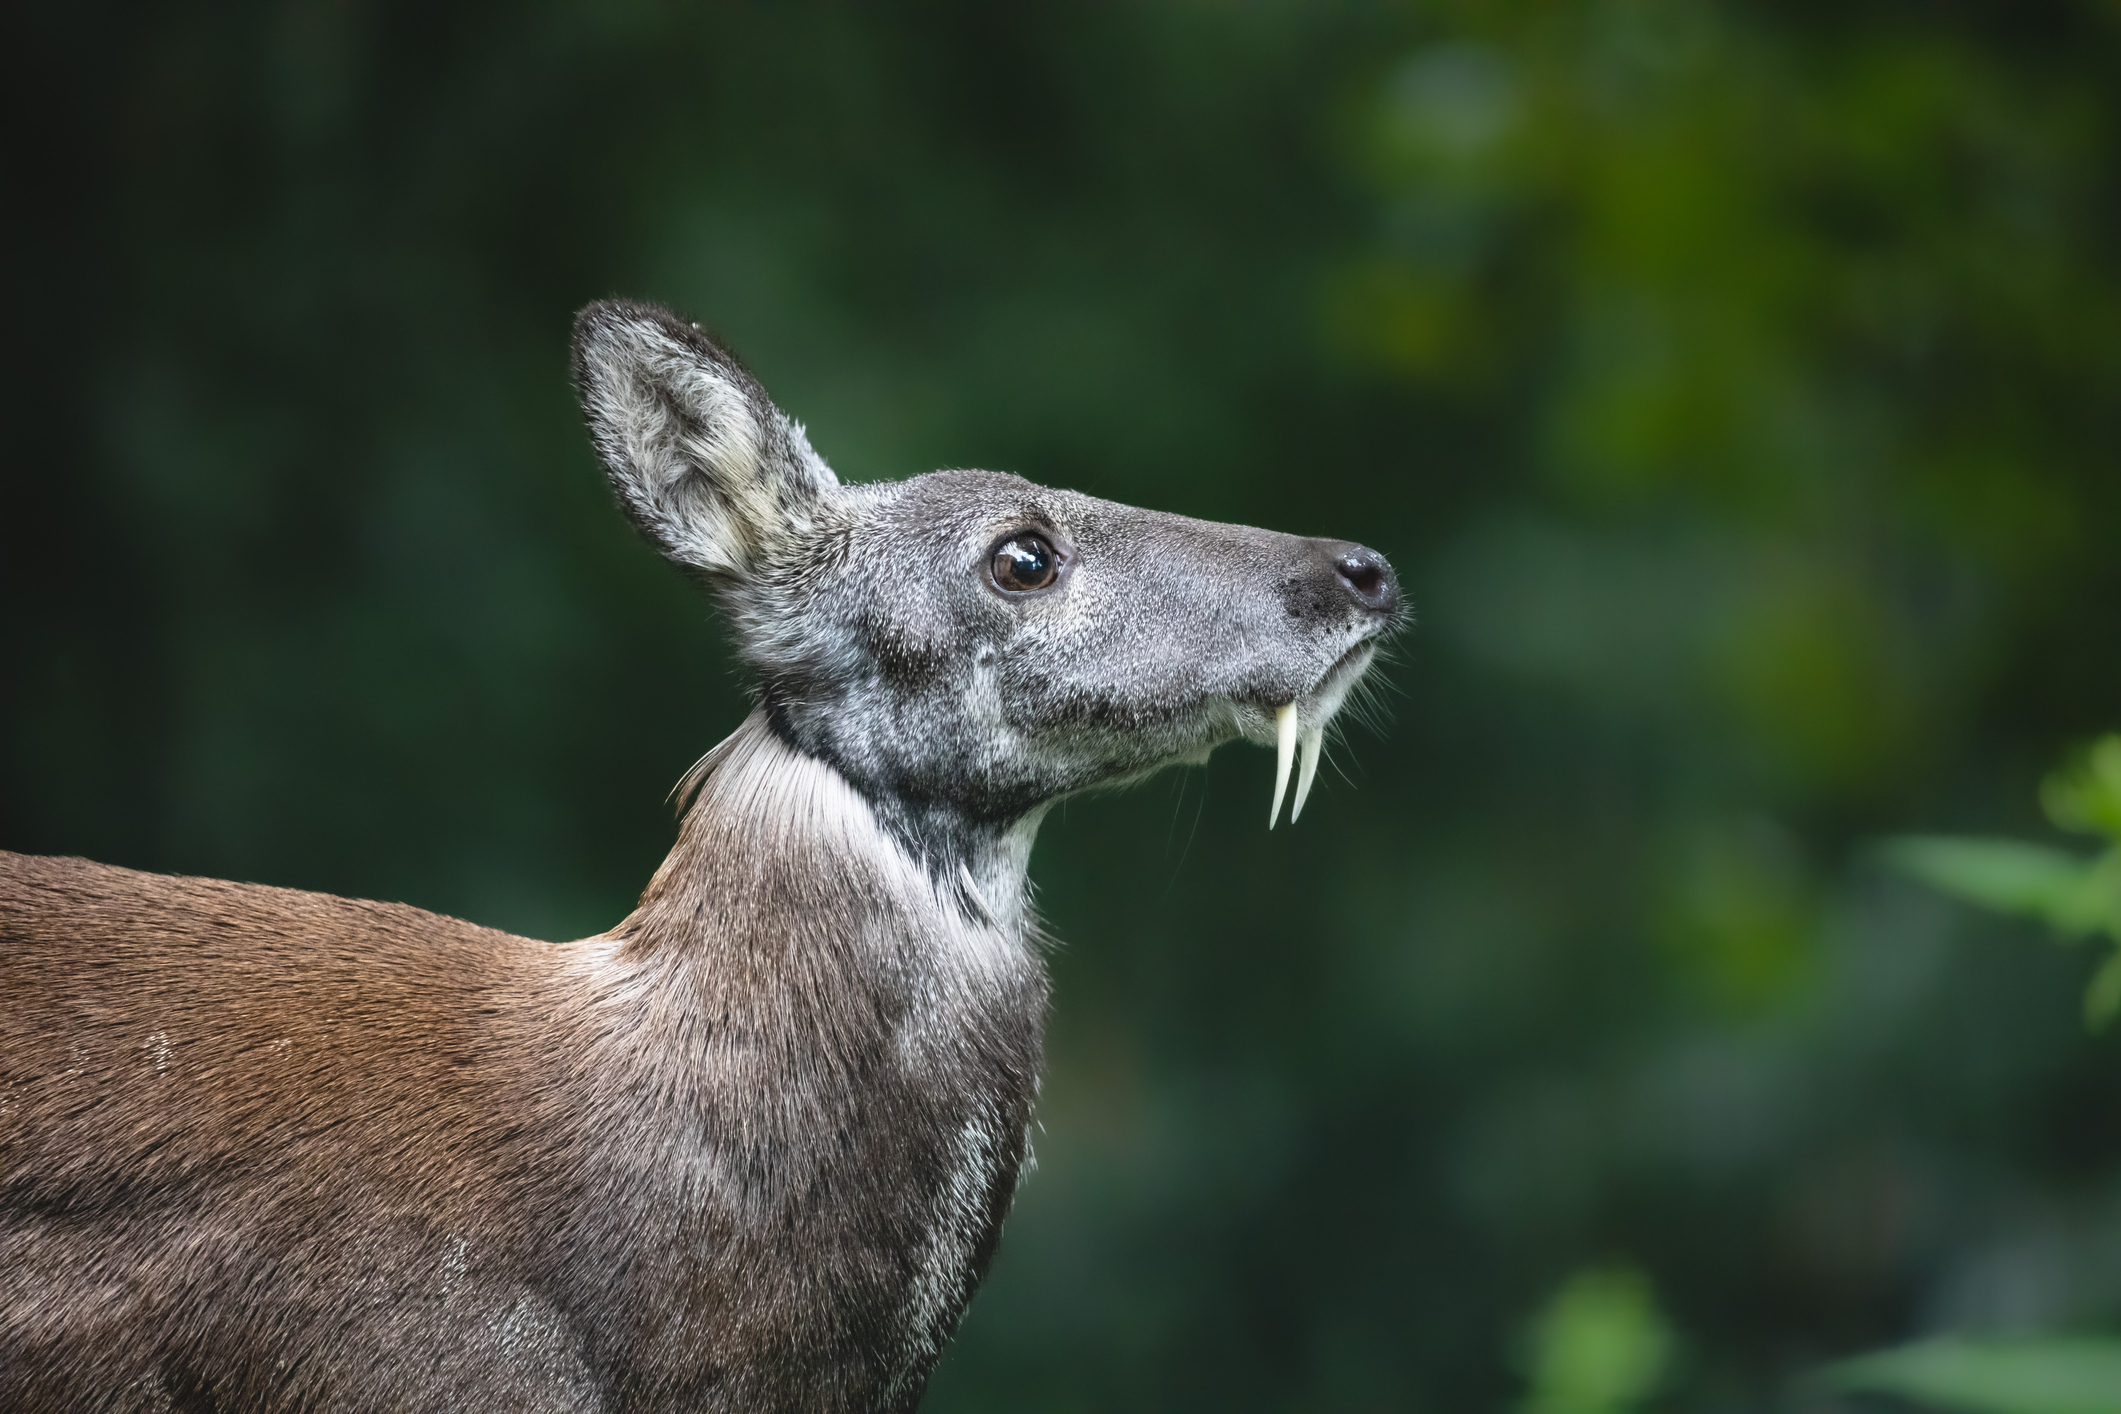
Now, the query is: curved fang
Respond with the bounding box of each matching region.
[1291,724,1323,822]
[1269,703,1298,830]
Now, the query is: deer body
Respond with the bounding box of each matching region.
[4,715,1038,1411]
[0,302,1398,1411]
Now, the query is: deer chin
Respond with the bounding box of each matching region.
[1263,638,1379,830]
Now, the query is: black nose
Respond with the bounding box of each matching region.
[1329,543,1400,617]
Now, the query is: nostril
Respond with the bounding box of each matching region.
[1293,539,1401,623]
[1335,554,1384,600]
[1333,551,1396,612]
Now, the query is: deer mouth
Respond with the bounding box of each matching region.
[1263,637,1381,830]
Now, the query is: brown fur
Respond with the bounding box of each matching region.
[1,715,1044,1412]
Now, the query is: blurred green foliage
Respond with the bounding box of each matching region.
[1889,737,2121,1024]
[1520,1267,1674,1414]
[1832,740,2121,1412]
[1832,1337,2121,1414]
[5,0,2121,1409]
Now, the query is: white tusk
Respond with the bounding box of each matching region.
[1291,724,1323,822]
[1269,703,1298,829]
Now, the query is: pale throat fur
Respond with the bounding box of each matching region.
[563,708,1049,1396]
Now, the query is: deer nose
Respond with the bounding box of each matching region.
[1327,543,1401,617]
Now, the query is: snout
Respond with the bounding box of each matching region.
[1285,538,1401,626]
[1326,542,1400,617]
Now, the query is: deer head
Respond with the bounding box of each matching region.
[573,300,1402,871]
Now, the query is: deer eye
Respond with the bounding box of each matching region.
[991,533,1060,593]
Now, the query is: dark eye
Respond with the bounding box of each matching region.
[991,533,1060,593]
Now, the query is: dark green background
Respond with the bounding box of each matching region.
[6,2,2120,1409]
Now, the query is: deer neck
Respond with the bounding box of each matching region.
[613,710,1040,957]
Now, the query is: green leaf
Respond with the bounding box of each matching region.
[1830,1337,2121,1414]
[2085,949,2121,1030]
[1520,1267,1673,1414]
[1882,837,2112,938]
[2042,736,2121,841]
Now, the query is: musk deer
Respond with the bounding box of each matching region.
[0,300,1401,1412]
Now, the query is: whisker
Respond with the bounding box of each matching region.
[1163,768,1191,858]
[1171,766,1209,878]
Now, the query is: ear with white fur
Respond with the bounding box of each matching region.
[572,299,837,580]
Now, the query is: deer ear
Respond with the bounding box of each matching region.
[572,300,837,579]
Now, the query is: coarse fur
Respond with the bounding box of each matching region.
[0,300,1401,1412]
